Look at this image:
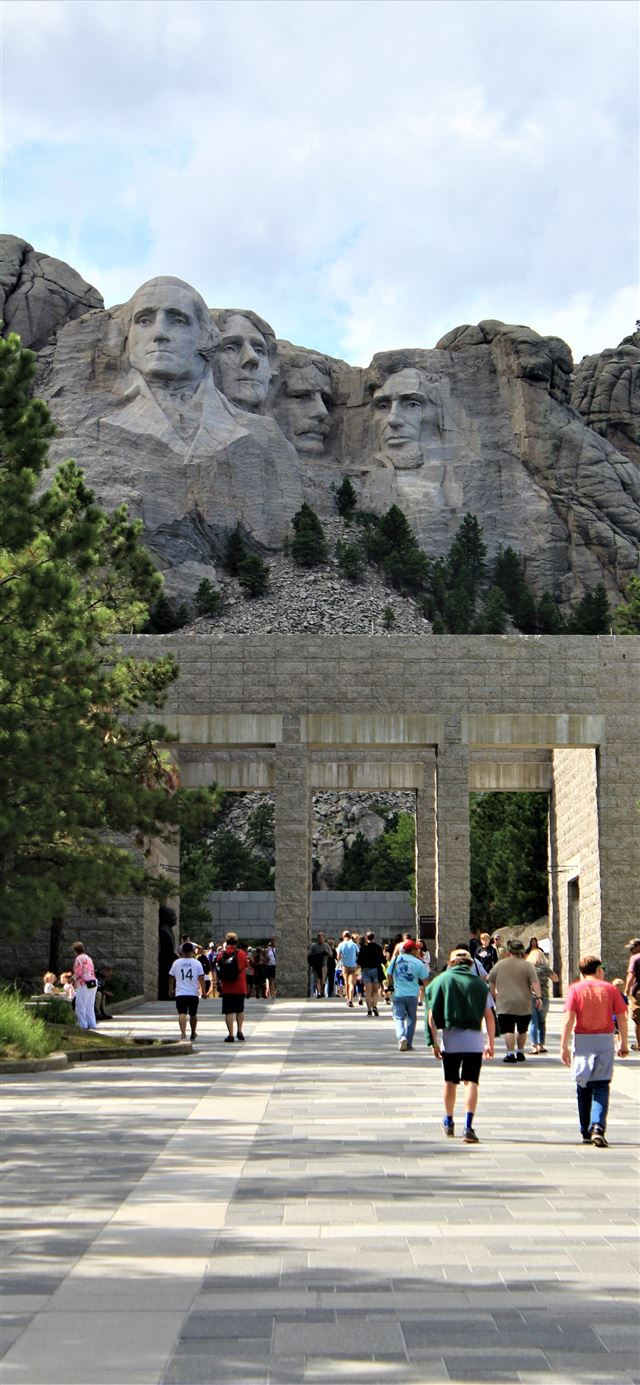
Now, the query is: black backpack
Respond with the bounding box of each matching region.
[216,950,239,983]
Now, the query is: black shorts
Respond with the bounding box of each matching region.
[175,996,199,1016]
[442,1052,483,1085]
[498,1012,530,1035]
[264,965,276,980]
[222,994,245,1014]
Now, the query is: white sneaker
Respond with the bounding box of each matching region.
[399,1038,409,1051]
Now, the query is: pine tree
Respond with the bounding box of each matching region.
[238,552,270,597]
[146,594,189,633]
[335,476,357,520]
[0,332,215,936]
[336,539,365,582]
[195,580,222,617]
[567,585,612,634]
[225,524,247,575]
[447,514,486,596]
[290,504,328,567]
[473,586,507,633]
[536,592,563,634]
[613,576,640,633]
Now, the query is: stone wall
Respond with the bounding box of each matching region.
[203,890,414,943]
[550,749,601,986]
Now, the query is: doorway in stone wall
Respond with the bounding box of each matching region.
[567,878,580,982]
[312,790,417,962]
[469,790,550,945]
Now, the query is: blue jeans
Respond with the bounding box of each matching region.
[529,998,549,1046]
[577,1080,610,1135]
[392,994,419,1047]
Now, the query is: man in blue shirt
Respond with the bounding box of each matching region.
[336,931,359,1007]
[387,940,430,1050]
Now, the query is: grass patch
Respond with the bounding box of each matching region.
[0,987,57,1058]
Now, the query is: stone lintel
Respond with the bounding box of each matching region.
[161,713,283,745]
[179,758,275,790]
[309,761,424,790]
[463,713,605,749]
[302,713,444,747]
[469,763,553,791]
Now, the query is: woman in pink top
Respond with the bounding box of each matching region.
[72,941,98,1030]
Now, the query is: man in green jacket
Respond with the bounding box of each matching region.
[427,949,496,1143]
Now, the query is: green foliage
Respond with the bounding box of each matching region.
[246,800,275,854]
[382,605,395,629]
[0,987,54,1057]
[337,812,415,893]
[536,591,563,634]
[195,580,222,617]
[225,524,247,575]
[336,539,365,582]
[290,504,328,567]
[614,576,640,633]
[447,513,486,597]
[470,792,548,928]
[0,332,217,936]
[335,476,357,520]
[364,505,430,595]
[567,585,612,634]
[473,586,507,634]
[146,594,189,633]
[238,552,270,598]
[37,993,76,1027]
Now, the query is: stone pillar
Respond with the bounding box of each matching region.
[415,751,437,950]
[274,715,312,997]
[597,733,640,978]
[435,721,470,965]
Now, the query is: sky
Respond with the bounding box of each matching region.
[1,0,638,365]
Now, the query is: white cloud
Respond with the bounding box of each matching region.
[2,0,638,363]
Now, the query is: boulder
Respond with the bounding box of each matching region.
[0,235,103,350]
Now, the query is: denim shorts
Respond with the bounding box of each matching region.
[360,967,380,984]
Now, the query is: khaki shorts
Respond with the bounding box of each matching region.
[342,965,358,975]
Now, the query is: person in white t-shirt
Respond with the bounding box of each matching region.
[168,942,205,1041]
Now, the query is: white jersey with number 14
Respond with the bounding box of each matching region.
[169,959,204,997]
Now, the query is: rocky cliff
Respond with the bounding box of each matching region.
[3,238,638,611]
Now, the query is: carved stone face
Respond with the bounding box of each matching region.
[216,313,272,410]
[127,284,207,384]
[372,368,428,467]
[275,362,332,456]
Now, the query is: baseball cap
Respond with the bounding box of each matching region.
[402,940,420,952]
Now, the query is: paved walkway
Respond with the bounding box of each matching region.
[1,999,638,1385]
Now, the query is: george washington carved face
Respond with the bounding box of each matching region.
[123,278,214,385]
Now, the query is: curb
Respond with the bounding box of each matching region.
[0,1039,193,1073]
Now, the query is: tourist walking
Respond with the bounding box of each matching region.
[71,941,98,1030]
[561,955,628,1146]
[357,931,385,1015]
[336,931,359,1007]
[264,939,277,998]
[307,932,333,999]
[475,932,499,972]
[386,940,430,1051]
[624,939,640,1050]
[215,932,249,1042]
[168,942,205,1042]
[526,945,558,1053]
[426,948,496,1143]
[488,939,542,1063]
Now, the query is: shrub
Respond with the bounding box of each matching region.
[335,477,357,520]
[382,606,395,629]
[37,994,76,1027]
[0,987,55,1057]
[225,524,247,575]
[146,595,189,633]
[290,505,328,567]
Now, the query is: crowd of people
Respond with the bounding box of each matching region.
[43,928,639,1148]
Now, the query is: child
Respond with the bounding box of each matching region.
[59,972,76,1005]
[42,972,59,994]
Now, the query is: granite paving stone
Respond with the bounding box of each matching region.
[1,998,638,1385]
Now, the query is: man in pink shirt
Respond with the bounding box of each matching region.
[561,954,628,1147]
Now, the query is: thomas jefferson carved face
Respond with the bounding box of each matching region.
[274,360,332,456]
[216,314,273,410]
[126,282,209,385]
[372,368,429,468]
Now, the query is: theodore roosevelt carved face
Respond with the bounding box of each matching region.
[274,356,333,456]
